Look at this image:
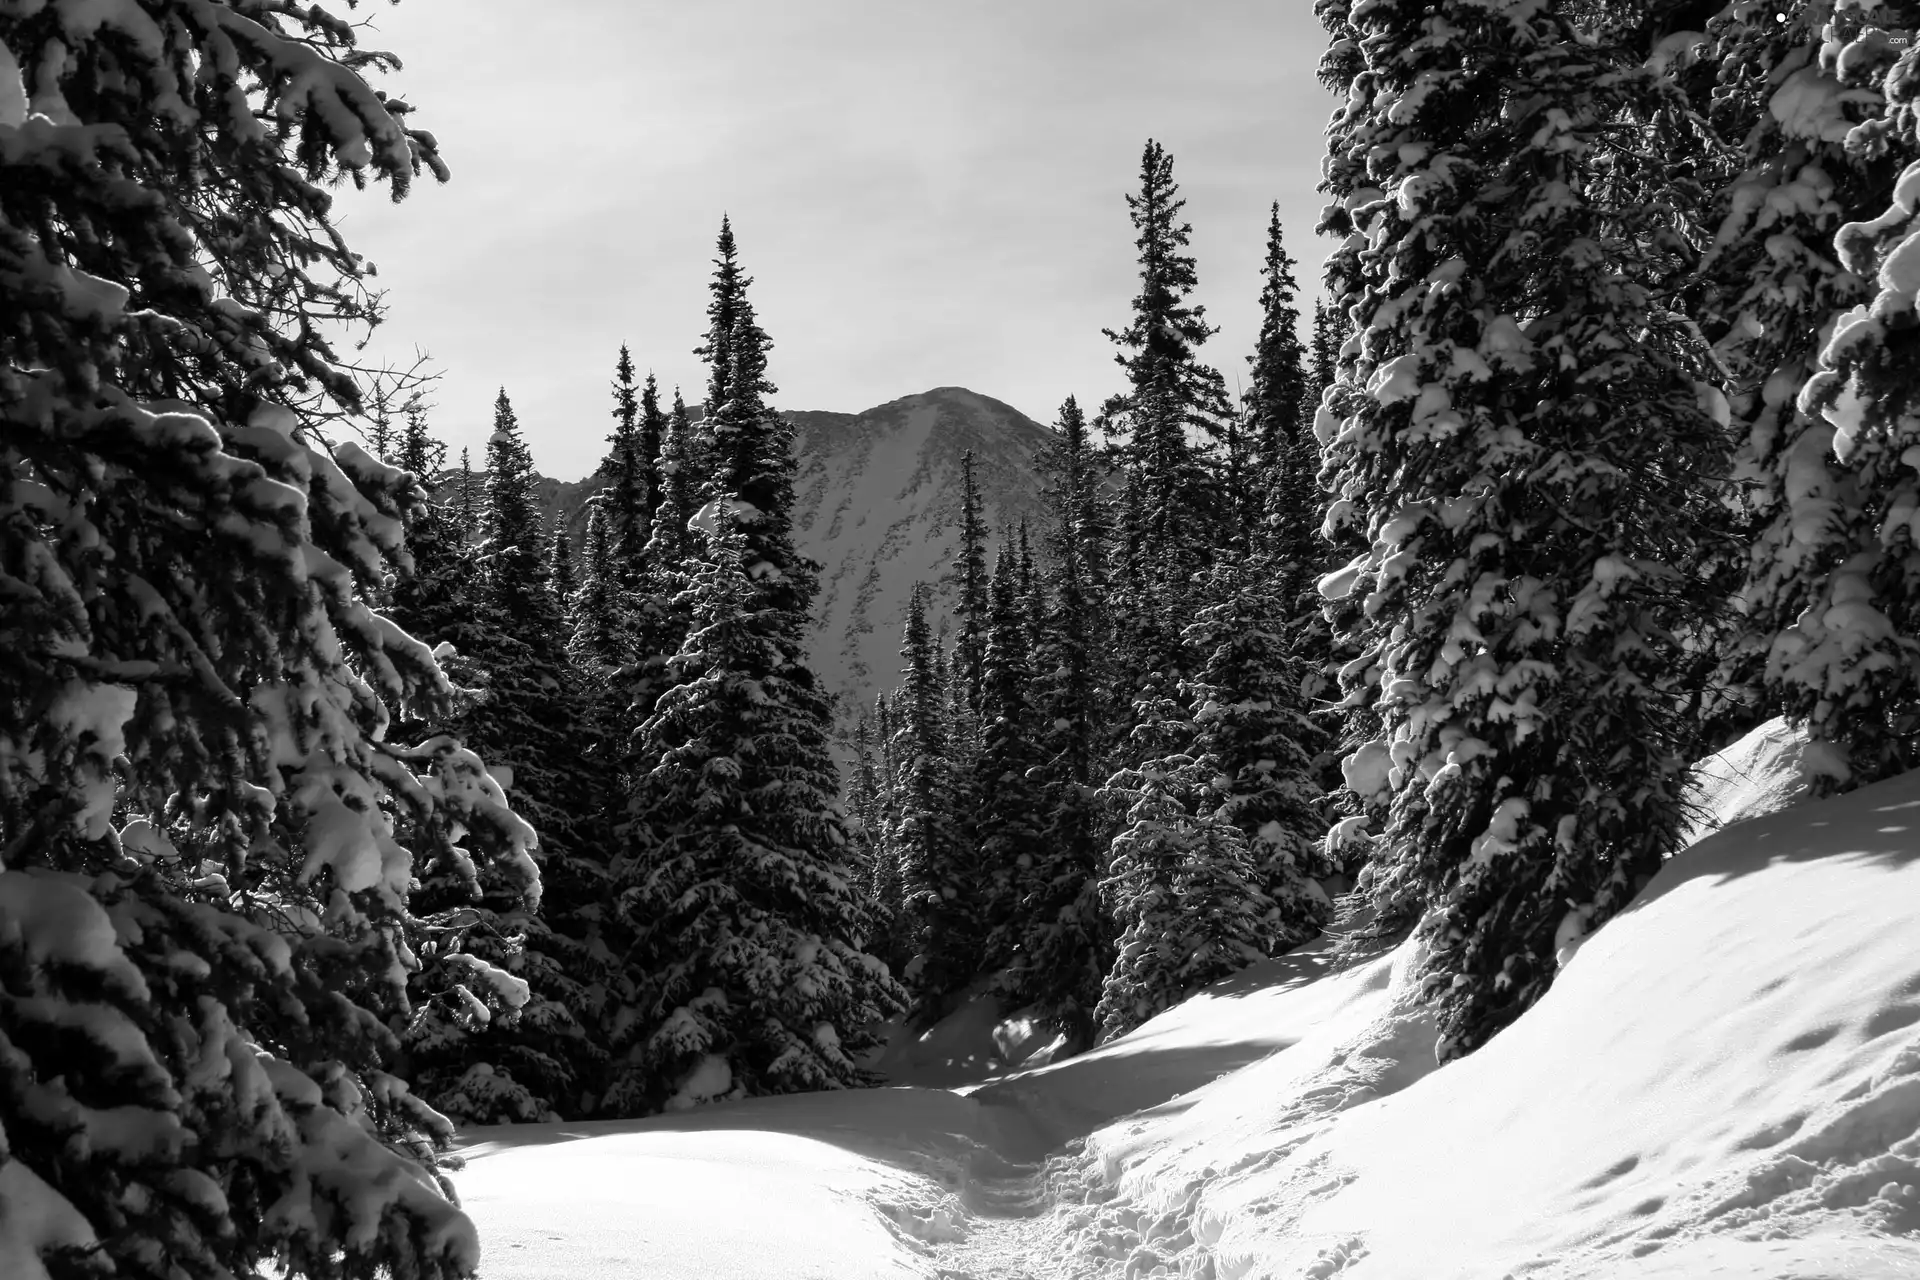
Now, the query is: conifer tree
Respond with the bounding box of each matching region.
[1245,204,1319,580]
[1730,8,1920,787]
[369,400,398,461]
[1095,700,1279,1041]
[482,389,551,625]
[1001,398,1114,1046]
[608,223,900,1112]
[1017,518,1048,657]
[891,585,977,1012]
[391,410,469,650]
[1318,0,1731,1057]
[653,388,702,568]
[622,387,704,777]
[548,515,576,626]
[975,542,1046,974]
[695,214,748,419]
[1102,140,1237,449]
[603,346,649,590]
[951,450,992,713]
[609,517,901,1111]
[640,371,669,540]
[0,5,537,1275]
[570,501,625,669]
[1099,144,1231,701]
[456,446,479,540]
[864,694,913,971]
[847,713,887,895]
[398,391,611,1122]
[1183,568,1331,940]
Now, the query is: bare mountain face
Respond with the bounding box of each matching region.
[531,386,1056,722]
[787,387,1055,721]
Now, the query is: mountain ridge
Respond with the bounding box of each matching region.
[523,386,1057,722]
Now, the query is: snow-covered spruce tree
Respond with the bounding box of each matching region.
[1244,203,1313,550]
[998,397,1114,1046]
[609,516,901,1111]
[1245,204,1327,606]
[0,4,553,1275]
[401,390,611,1122]
[862,693,914,974]
[652,388,702,570]
[1183,565,1331,943]
[546,514,575,629]
[890,584,978,1016]
[950,449,991,714]
[1738,10,1920,788]
[454,445,479,540]
[390,410,469,652]
[638,372,668,538]
[606,227,901,1113]
[1017,518,1048,659]
[1316,0,1731,1058]
[620,385,704,787]
[569,499,625,668]
[1094,698,1280,1042]
[599,345,657,596]
[1102,139,1237,453]
[846,714,886,899]
[1101,143,1233,697]
[974,541,1046,976]
[695,214,748,428]
[601,346,643,579]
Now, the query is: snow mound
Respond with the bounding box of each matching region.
[1681,715,1816,846]
[449,1085,1058,1279]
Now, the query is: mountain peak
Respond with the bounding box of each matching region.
[786,389,1054,720]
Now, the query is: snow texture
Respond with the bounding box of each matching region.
[443,721,1920,1279]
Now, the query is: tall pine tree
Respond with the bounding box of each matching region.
[608,222,901,1112]
[1001,397,1114,1047]
[891,584,976,1014]
[951,449,991,714]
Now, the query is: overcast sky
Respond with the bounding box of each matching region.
[334,1,1335,482]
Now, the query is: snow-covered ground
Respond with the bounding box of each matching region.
[450,720,1920,1278]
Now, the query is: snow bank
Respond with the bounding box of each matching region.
[1679,715,1814,847]
[1051,739,1920,1279]
[450,1086,1047,1279]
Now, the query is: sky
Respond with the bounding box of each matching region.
[333,1,1336,482]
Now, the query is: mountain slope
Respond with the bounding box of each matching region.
[527,386,1057,723]
[787,387,1054,720]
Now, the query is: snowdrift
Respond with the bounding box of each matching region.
[448,721,1920,1279]
[1047,721,1920,1278]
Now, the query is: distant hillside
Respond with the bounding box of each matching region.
[521,387,1055,722]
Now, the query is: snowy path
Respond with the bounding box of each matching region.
[449,722,1920,1279]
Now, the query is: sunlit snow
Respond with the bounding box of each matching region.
[448,720,1920,1278]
